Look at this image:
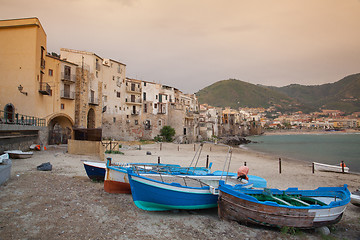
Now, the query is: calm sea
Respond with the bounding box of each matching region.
[245,133,360,173]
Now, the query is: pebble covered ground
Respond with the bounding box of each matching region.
[0,145,359,239]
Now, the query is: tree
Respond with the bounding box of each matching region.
[160,126,176,142]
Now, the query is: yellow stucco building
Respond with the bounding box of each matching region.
[0,17,87,144]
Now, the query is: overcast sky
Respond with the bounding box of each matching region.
[1,0,360,93]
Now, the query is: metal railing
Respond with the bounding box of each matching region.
[125,98,142,104]
[126,86,141,93]
[0,110,46,126]
[61,72,76,82]
[61,90,75,99]
[39,82,51,95]
[89,97,99,105]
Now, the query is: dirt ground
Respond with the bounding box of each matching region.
[0,143,359,240]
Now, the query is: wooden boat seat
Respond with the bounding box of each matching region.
[250,193,328,207]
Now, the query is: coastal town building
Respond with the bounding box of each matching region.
[1,17,359,150]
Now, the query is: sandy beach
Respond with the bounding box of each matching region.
[1,142,359,239]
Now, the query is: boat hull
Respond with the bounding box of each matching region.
[5,151,33,159]
[350,191,360,207]
[128,173,218,211]
[104,165,131,193]
[313,162,349,173]
[218,184,350,228]
[83,161,106,181]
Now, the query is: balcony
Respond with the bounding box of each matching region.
[126,85,141,94]
[131,111,140,115]
[39,82,52,95]
[61,90,75,100]
[61,72,76,83]
[41,59,46,69]
[125,98,142,105]
[89,97,99,105]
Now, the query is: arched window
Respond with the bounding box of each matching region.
[4,104,15,123]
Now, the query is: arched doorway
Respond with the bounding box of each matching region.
[4,103,15,123]
[48,115,73,145]
[87,108,95,128]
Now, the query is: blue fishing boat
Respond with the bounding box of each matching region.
[127,168,264,211]
[105,158,211,194]
[128,170,250,211]
[127,145,267,211]
[218,181,351,228]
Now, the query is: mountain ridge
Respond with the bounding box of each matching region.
[196,73,360,113]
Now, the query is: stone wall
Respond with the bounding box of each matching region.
[0,125,48,152]
[67,139,104,161]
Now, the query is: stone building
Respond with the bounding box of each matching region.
[60,48,105,129]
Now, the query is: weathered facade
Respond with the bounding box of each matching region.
[0,18,78,145]
[1,17,203,144]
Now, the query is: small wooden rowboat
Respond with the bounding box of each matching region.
[5,150,33,159]
[313,162,349,173]
[350,189,360,207]
[83,161,106,181]
[218,182,350,228]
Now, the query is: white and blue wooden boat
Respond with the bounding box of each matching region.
[105,158,210,194]
[127,168,265,211]
[218,181,350,228]
[83,161,106,181]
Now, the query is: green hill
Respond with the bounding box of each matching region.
[196,73,360,113]
[275,73,360,113]
[196,79,302,111]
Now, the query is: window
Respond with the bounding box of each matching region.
[113,76,115,81]
[156,95,158,100]
[144,82,146,86]
[64,66,71,80]
[143,92,146,101]
[103,96,107,102]
[61,104,65,109]
[135,120,138,125]
[158,120,162,126]
[96,71,98,78]
[64,84,70,98]
[49,69,53,76]
[117,92,120,98]
[154,104,157,108]
[145,120,151,130]
[144,104,147,113]
[104,84,107,89]
[117,64,121,73]
[113,117,116,123]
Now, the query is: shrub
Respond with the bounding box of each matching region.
[160,126,175,142]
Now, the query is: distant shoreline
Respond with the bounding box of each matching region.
[262,129,360,136]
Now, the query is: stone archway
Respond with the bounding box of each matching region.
[4,103,15,123]
[48,115,73,145]
[87,108,95,128]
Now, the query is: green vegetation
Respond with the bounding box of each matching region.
[280,226,303,236]
[196,73,360,114]
[105,150,124,154]
[154,126,176,142]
